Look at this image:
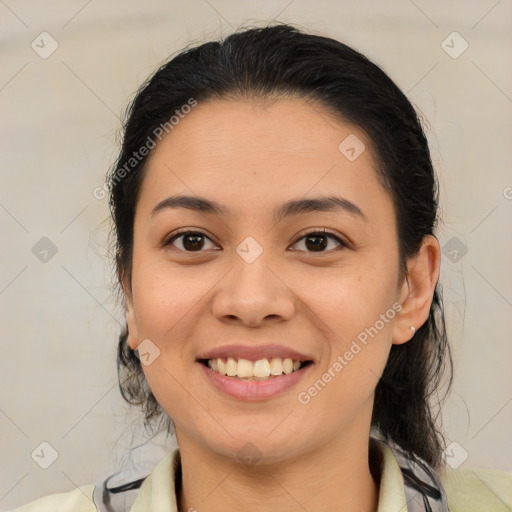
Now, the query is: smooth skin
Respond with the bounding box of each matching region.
[123,96,441,512]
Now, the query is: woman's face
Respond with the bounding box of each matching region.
[125,97,412,462]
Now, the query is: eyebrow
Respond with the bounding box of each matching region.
[151,194,368,223]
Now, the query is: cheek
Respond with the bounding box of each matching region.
[303,340,390,431]
[298,258,397,339]
[129,258,216,393]
[302,260,396,392]
[300,270,395,418]
[131,259,200,336]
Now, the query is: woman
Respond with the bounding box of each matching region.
[14,22,511,512]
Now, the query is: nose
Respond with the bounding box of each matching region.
[211,247,296,327]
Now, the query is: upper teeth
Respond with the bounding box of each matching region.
[207,357,302,378]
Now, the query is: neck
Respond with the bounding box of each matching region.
[175,429,379,512]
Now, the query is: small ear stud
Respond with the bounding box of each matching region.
[410,325,416,332]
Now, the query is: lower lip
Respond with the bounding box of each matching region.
[198,362,313,401]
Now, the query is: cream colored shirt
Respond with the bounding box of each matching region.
[11,440,512,511]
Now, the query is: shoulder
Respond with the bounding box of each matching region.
[8,485,97,512]
[440,466,512,511]
[8,449,175,512]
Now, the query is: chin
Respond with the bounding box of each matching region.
[197,428,308,466]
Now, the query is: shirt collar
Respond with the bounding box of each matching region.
[130,439,409,512]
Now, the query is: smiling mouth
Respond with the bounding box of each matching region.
[198,357,313,381]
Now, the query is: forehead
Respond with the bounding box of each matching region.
[137,97,394,227]
[150,96,372,164]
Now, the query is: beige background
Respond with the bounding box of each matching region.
[1,0,511,508]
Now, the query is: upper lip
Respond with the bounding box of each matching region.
[197,344,314,363]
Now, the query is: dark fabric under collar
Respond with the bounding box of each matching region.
[384,439,449,512]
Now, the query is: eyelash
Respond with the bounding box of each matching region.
[162,227,349,254]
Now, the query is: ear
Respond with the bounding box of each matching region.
[392,234,441,345]
[125,295,140,350]
[118,260,139,351]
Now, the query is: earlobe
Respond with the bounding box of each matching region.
[392,235,441,345]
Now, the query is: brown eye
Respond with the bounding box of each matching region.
[164,230,217,252]
[291,229,348,253]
